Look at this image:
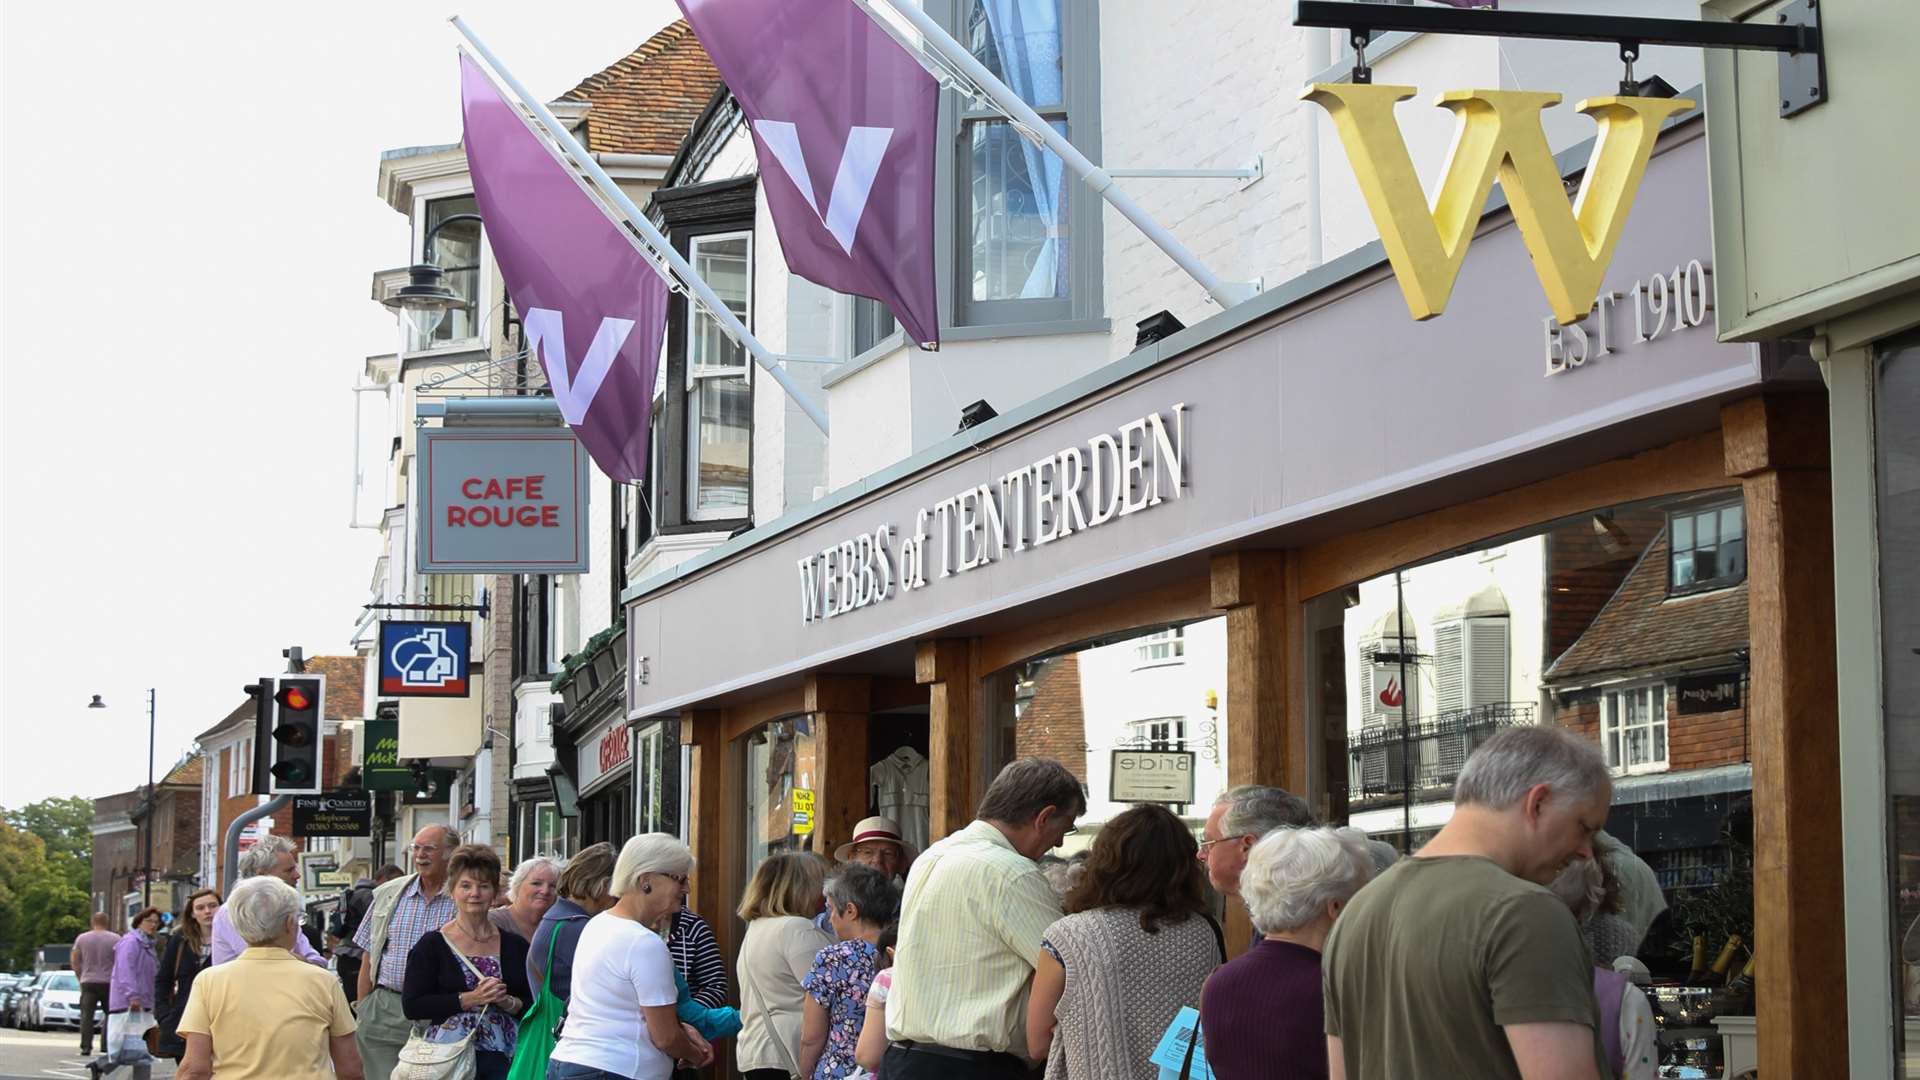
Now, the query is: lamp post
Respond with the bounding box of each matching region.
[381,213,482,342]
[89,690,156,906]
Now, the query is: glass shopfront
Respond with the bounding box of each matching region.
[1305,491,1756,1075]
[742,717,816,881]
[982,617,1233,850]
[1876,331,1920,1073]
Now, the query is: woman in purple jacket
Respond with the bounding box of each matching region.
[88,906,162,1080]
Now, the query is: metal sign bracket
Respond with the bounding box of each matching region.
[1777,0,1827,117]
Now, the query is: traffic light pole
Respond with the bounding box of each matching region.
[142,689,154,906]
[221,794,290,895]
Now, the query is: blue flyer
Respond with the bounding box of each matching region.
[1147,1006,1212,1080]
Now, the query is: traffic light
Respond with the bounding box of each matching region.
[267,674,325,795]
[243,680,272,794]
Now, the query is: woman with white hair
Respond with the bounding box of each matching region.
[548,833,715,1080]
[175,876,364,1080]
[490,854,563,942]
[1199,827,1374,1080]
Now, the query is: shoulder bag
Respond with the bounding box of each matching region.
[506,925,565,1080]
[393,935,492,1080]
[1176,913,1228,1080]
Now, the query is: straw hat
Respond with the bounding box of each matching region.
[834,816,917,863]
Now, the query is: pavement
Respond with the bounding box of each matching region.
[0,1028,175,1079]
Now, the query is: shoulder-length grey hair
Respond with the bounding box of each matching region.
[226,876,302,946]
[1240,827,1374,935]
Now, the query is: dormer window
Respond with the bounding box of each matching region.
[1669,500,1745,595]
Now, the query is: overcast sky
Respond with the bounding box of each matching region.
[1,1,681,807]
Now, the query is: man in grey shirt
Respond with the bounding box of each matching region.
[71,913,120,1057]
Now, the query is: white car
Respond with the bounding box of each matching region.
[31,970,83,1031]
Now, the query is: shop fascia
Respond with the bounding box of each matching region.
[798,404,1188,625]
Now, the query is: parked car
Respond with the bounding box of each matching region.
[11,976,47,1030]
[32,970,83,1031]
[0,976,23,1028]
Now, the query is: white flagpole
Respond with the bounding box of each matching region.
[861,0,1254,309]
[451,16,831,435]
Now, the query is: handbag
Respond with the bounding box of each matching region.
[393,937,493,1080]
[505,928,565,1080]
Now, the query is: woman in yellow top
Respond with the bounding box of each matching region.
[176,876,363,1080]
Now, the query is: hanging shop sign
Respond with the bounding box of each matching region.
[362,716,411,791]
[1676,672,1743,715]
[379,621,472,697]
[417,427,591,574]
[797,405,1187,625]
[291,792,374,838]
[1111,750,1197,805]
[1304,84,1693,325]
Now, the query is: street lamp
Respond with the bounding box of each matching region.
[90,691,156,909]
[381,212,482,343]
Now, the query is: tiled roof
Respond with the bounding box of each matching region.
[1545,529,1749,684]
[558,20,723,156]
[161,757,204,787]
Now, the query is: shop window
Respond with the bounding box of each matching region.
[1874,331,1920,1052]
[1668,501,1746,594]
[982,618,1228,838]
[742,717,817,881]
[532,802,561,854]
[940,0,1103,330]
[1601,684,1670,775]
[636,721,679,837]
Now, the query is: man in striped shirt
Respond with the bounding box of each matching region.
[885,758,1084,1078]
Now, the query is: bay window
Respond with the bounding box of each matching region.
[685,231,753,522]
[420,195,482,348]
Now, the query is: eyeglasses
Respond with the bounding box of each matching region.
[657,872,689,887]
[1196,835,1249,855]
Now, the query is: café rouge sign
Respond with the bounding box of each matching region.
[799,405,1188,625]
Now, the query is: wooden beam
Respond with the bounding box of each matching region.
[917,639,977,841]
[1725,397,1844,1079]
[807,675,873,859]
[720,685,808,744]
[1296,432,1727,599]
[680,709,725,941]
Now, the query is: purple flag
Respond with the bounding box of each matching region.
[459,54,669,483]
[678,0,940,348]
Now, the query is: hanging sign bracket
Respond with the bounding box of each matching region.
[1295,0,1825,117]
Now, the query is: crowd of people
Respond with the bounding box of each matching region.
[62,724,1663,1080]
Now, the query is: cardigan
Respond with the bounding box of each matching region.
[401,927,533,1025]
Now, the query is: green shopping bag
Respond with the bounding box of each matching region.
[506,924,567,1080]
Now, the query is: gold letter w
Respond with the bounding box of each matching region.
[1302,85,1693,324]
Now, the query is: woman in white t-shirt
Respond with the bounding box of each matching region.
[548,835,714,1080]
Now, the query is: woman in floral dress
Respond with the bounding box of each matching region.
[798,865,900,1080]
[403,844,531,1080]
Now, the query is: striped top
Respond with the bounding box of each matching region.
[886,819,1063,1055]
[664,908,729,1009]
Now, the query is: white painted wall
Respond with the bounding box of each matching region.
[1073,617,1230,828]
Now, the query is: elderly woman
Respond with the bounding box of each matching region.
[175,876,363,1080]
[528,841,618,1004]
[87,906,162,1080]
[152,888,220,1061]
[1199,826,1374,1080]
[735,853,832,1080]
[491,854,562,942]
[402,844,531,1080]
[1027,805,1220,1080]
[548,834,714,1080]
[799,863,899,1080]
[1550,857,1657,1080]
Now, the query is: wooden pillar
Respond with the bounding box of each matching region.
[680,709,728,952]
[916,639,976,841]
[1723,395,1843,1079]
[807,674,873,859]
[1210,550,1302,956]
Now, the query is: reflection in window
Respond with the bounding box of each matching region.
[742,718,814,882]
[1136,627,1186,665]
[1130,717,1186,751]
[964,1,1069,304]
[422,196,481,348]
[1306,491,1754,1017]
[1873,332,1920,1046]
[1669,501,1745,593]
[1601,685,1669,775]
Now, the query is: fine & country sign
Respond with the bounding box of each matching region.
[291,792,374,838]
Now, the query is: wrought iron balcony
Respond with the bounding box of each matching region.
[1347,702,1535,804]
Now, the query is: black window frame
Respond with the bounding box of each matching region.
[1667,498,1747,596]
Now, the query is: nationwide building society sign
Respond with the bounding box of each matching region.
[380,620,471,697]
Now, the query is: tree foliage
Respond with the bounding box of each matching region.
[0,798,94,970]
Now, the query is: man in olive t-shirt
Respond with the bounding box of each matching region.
[1323,727,1615,1080]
